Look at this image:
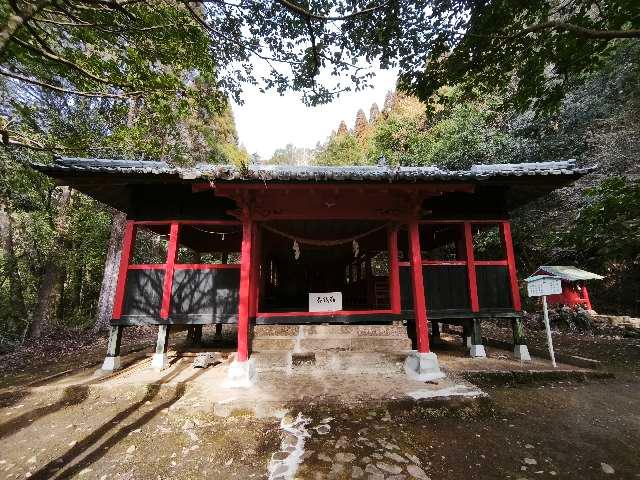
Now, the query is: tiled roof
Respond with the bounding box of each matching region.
[33,157,593,182]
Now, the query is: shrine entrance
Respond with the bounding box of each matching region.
[256,220,396,323]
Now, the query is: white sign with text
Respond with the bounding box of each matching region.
[526,276,562,297]
[309,292,343,312]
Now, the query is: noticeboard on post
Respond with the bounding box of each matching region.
[526,275,562,297]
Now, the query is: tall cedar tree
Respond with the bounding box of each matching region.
[369,103,381,123]
[354,109,368,136]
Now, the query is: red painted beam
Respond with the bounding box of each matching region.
[422,260,467,266]
[134,220,240,226]
[112,221,136,320]
[257,310,394,318]
[408,221,430,353]
[420,219,508,224]
[128,264,165,270]
[500,222,522,311]
[214,183,474,193]
[173,264,240,270]
[464,222,480,313]
[237,211,253,362]
[474,260,509,266]
[388,226,401,314]
[160,223,179,319]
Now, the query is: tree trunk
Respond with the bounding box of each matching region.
[29,260,64,338]
[28,187,72,338]
[0,203,28,322]
[93,211,126,332]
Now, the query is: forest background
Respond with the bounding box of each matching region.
[0,1,638,350]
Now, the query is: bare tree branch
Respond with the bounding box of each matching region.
[274,0,390,21]
[12,37,127,87]
[0,68,143,98]
[1,0,53,55]
[512,21,640,39]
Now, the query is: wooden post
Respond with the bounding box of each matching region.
[542,295,557,367]
[512,316,527,345]
[387,226,401,314]
[471,318,482,345]
[112,221,136,319]
[237,210,253,362]
[193,325,203,345]
[152,325,171,370]
[500,221,522,311]
[431,321,441,340]
[249,223,261,318]
[464,222,480,312]
[408,221,430,353]
[160,222,179,319]
[101,325,123,371]
[462,320,472,348]
[469,318,486,357]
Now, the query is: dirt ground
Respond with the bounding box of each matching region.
[1,326,639,479]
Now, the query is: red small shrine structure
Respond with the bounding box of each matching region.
[34,157,591,383]
[532,266,603,311]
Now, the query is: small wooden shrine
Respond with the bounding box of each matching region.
[532,266,603,311]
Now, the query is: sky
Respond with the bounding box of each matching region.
[232,67,398,160]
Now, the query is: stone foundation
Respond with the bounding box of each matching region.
[251,324,412,353]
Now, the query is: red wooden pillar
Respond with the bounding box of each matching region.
[500,221,522,311]
[387,226,401,314]
[160,222,179,319]
[463,222,480,312]
[408,221,430,353]
[237,211,253,362]
[112,221,136,320]
[249,222,261,317]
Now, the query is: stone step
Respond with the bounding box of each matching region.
[251,335,412,353]
[251,324,408,338]
[252,351,407,374]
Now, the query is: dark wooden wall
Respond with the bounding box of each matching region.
[400,264,512,317]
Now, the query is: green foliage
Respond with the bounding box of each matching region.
[313,92,518,169]
[398,2,640,114]
[570,177,640,261]
[314,132,367,166]
[0,151,112,341]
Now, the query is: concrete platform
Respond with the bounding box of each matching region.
[8,331,609,421]
[24,355,485,418]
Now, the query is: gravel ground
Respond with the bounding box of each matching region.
[0,325,639,479]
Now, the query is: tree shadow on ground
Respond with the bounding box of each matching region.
[0,354,157,439]
[0,389,30,409]
[0,385,90,441]
[30,362,206,479]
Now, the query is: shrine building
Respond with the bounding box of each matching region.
[33,157,591,383]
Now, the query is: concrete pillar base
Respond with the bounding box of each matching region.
[470,344,486,358]
[224,356,257,388]
[404,351,445,381]
[101,356,121,371]
[151,353,169,371]
[514,344,531,361]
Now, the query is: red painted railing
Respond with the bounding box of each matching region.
[112,220,241,321]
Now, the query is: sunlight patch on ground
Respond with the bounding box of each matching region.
[267,412,312,480]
